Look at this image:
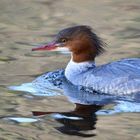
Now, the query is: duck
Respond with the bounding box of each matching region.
[31,25,140,117]
[32,25,140,95]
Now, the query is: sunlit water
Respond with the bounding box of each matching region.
[0,0,140,140]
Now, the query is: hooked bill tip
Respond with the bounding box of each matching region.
[32,48,36,51]
[31,47,43,51]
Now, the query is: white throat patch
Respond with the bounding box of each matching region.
[54,47,70,54]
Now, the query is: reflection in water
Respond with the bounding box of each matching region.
[3,117,39,123]
[97,100,140,115]
[54,113,97,137]
[33,104,102,137]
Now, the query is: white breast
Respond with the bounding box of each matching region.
[65,59,96,85]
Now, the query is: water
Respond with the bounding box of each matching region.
[0,0,140,139]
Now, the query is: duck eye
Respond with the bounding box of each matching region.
[61,38,67,43]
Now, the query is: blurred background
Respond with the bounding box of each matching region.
[0,0,140,140]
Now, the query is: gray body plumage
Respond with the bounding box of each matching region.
[65,58,140,96]
[32,58,140,105]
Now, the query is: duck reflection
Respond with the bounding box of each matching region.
[31,69,118,137]
[55,113,97,137]
[33,104,102,137]
[54,104,102,137]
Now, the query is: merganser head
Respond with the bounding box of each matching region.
[32,25,105,62]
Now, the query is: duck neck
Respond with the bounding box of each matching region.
[65,58,96,83]
[72,51,95,63]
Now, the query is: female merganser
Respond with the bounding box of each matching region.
[32,25,140,97]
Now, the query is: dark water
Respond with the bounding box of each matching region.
[0,0,140,139]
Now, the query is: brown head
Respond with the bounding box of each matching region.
[32,25,105,62]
